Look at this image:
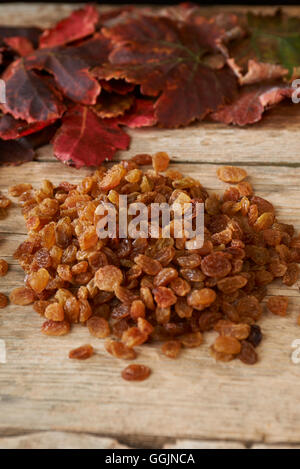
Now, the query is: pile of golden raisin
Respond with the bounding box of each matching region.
[3,153,300,381]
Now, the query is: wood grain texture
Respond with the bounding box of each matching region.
[1,2,300,450]
[1,161,300,446]
[0,432,129,450]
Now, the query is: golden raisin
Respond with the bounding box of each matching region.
[217,166,247,183]
[152,152,170,172]
[214,336,241,355]
[0,293,8,308]
[161,340,181,359]
[94,265,123,292]
[267,296,289,317]
[45,303,64,322]
[87,316,110,338]
[121,364,151,381]
[0,259,8,277]
[105,339,137,360]
[10,287,35,305]
[69,344,94,360]
[41,320,70,336]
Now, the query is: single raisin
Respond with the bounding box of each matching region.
[121,364,151,381]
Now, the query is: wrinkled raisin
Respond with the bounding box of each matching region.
[121,364,151,381]
[153,286,177,308]
[201,252,231,278]
[41,320,70,336]
[214,336,241,355]
[69,344,94,360]
[217,166,247,183]
[152,152,170,172]
[10,287,35,305]
[94,265,123,292]
[0,293,8,308]
[238,341,258,365]
[87,316,110,338]
[267,296,289,317]
[247,325,263,347]
[0,259,8,277]
[180,332,203,348]
[105,339,137,360]
[161,340,181,359]
[45,303,64,322]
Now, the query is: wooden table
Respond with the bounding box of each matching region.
[1,3,300,450]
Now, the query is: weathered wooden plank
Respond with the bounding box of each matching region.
[252,444,300,450]
[1,159,300,447]
[0,431,129,449]
[1,304,300,443]
[1,2,300,447]
[33,105,300,167]
[1,3,300,29]
[164,440,246,449]
[0,6,300,167]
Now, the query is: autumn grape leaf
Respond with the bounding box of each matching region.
[1,59,66,123]
[116,99,157,128]
[39,4,99,49]
[53,105,130,168]
[0,113,55,140]
[211,82,292,126]
[0,26,41,47]
[0,138,34,165]
[97,15,237,127]
[3,37,34,57]
[73,33,112,68]
[227,10,300,85]
[24,45,101,105]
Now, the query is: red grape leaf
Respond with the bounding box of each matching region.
[1,59,66,123]
[0,138,35,165]
[0,26,41,47]
[92,92,134,119]
[0,113,56,140]
[116,99,157,128]
[98,15,237,127]
[24,46,101,105]
[53,105,130,168]
[73,33,112,68]
[39,4,99,49]
[3,36,34,57]
[211,83,292,126]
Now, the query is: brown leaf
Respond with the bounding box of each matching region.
[97,15,237,127]
[1,59,66,123]
[211,83,292,126]
[24,46,101,105]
